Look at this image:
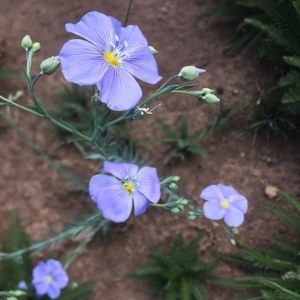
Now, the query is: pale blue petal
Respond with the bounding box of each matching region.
[89,174,118,202]
[200,185,223,202]
[103,161,139,180]
[224,206,245,227]
[33,262,46,278]
[33,280,49,295]
[217,184,238,198]
[230,194,248,213]
[96,183,133,222]
[133,191,150,216]
[46,259,61,274]
[53,272,68,288]
[120,25,162,84]
[136,167,161,203]
[196,68,206,75]
[203,201,226,220]
[59,39,108,86]
[97,68,142,111]
[66,11,120,51]
[48,282,61,299]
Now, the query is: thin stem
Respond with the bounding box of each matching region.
[124,0,133,26]
[0,95,44,117]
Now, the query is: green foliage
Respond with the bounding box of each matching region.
[219,0,300,134]
[216,192,300,300]
[129,232,218,300]
[0,212,94,300]
[157,115,208,164]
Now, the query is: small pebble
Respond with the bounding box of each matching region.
[264,185,278,199]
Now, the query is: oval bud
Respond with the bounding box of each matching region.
[40,56,60,75]
[202,93,220,104]
[21,35,32,51]
[178,66,206,81]
[149,45,158,55]
[32,42,41,53]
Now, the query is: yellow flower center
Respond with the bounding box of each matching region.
[123,181,135,194]
[103,51,120,67]
[220,199,229,208]
[46,275,53,282]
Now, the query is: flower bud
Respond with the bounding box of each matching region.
[40,56,60,75]
[201,88,214,95]
[32,42,41,53]
[21,35,32,51]
[202,93,220,104]
[172,176,180,182]
[149,45,158,55]
[171,207,181,214]
[178,66,206,81]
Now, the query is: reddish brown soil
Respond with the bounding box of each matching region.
[0,1,299,300]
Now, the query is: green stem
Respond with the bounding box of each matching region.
[124,0,133,26]
[0,95,44,117]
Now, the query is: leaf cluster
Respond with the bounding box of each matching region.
[216,192,300,300]
[219,0,300,135]
[157,115,208,164]
[0,212,94,300]
[129,232,218,300]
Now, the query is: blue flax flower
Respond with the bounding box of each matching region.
[89,161,161,222]
[32,259,68,299]
[59,11,162,111]
[200,184,248,227]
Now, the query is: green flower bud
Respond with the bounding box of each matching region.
[229,238,236,246]
[172,176,180,182]
[21,35,32,50]
[32,42,41,53]
[231,227,239,235]
[7,297,18,300]
[40,56,60,75]
[179,199,189,205]
[12,290,26,296]
[188,214,197,221]
[178,66,205,81]
[201,88,214,95]
[171,207,181,214]
[202,93,220,104]
[149,45,158,55]
[169,182,177,190]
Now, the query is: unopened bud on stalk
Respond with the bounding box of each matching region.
[178,66,206,81]
[149,45,158,55]
[32,42,41,53]
[21,35,32,51]
[202,93,220,104]
[40,56,60,75]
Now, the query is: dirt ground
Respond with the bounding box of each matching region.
[0,0,300,300]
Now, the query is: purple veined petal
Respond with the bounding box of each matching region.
[97,67,142,111]
[103,161,139,180]
[33,280,49,295]
[200,185,224,202]
[136,167,161,203]
[96,183,133,222]
[120,25,162,84]
[109,16,122,38]
[133,191,150,216]
[59,39,108,86]
[217,184,238,198]
[53,272,68,289]
[230,194,248,214]
[65,11,120,51]
[33,262,46,278]
[203,201,227,220]
[47,282,61,300]
[45,259,61,274]
[224,206,245,227]
[120,25,148,46]
[89,174,119,202]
